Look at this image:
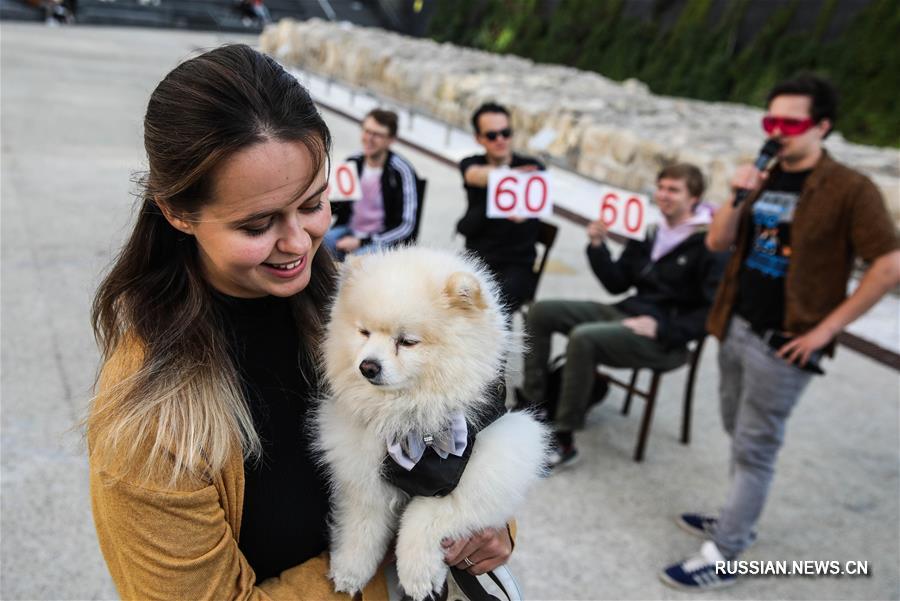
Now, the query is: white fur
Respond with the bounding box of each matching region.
[314,247,549,600]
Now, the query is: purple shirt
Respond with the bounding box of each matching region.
[349,165,384,235]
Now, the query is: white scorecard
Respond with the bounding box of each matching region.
[328,162,362,202]
[553,176,652,241]
[486,169,553,219]
[596,185,650,240]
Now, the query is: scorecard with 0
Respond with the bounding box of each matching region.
[328,162,362,202]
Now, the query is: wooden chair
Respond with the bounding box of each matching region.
[596,336,707,462]
[408,178,427,242]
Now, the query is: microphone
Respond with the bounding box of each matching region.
[732,139,782,207]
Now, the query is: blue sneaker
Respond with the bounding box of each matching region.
[677,512,757,546]
[677,513,718,538]
[660,541,736,591]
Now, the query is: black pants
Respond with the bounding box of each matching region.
[485,260,535,314]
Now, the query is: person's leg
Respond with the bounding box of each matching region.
[485,262,534,314]
[553,321,686,433]
[712,319,812,559]
[521,300,624,408]
[324,224,351,261]
[718,320,746,475]
[503,264,536,314]
[677,320,745,537]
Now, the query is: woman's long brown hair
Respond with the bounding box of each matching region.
[89,44,336,485]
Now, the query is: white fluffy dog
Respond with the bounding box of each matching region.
[315,247,548,600]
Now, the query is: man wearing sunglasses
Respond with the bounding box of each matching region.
[661,74,900,591]
[456,102,545,312]
[326,108,421,260]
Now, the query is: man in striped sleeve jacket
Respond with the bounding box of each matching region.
[326,108,422,260]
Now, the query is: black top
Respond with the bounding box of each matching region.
[587,231,727,349]
[736,168,811,333]
[212,292,330,582]
[456,153,544,266]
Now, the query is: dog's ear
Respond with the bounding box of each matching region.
[444,271,487,311]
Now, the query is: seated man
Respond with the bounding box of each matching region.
[457,102,543,313]
[326,108,420,261]
[520,163,727,470]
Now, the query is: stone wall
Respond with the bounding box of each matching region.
[261,18,899,221]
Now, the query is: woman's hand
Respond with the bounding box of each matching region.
[441,526,513,575]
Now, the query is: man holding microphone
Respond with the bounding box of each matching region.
[661,74,900,590]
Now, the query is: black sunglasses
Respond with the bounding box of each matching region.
[483,128,513,141]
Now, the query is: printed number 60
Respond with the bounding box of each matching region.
[494,174,547,212]
[601,193,643,234]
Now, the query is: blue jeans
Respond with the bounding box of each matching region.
[324,225,383,261]
[713,315,812,558]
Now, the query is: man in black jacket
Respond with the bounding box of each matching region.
[520,164,727,469]
[325,109,420,260]
[457,102,544,312]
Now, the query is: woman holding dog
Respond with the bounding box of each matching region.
[87,45,512,600]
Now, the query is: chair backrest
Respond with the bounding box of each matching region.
[523,220,559,306]
[408,177,427,242]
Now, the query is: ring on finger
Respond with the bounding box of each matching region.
[462,556,475,568]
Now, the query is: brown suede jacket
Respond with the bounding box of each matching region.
[707,150,899,346]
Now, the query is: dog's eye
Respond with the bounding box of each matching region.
[397,338,419,348]
[359,329,370,338]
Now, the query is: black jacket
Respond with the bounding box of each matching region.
[588,230,727,349]
[332,150,420,246]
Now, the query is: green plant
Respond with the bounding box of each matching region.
[426,0,898,147]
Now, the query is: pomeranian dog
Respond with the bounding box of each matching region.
[315,247,548,600]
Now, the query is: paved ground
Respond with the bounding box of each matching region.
[1,22,898,601]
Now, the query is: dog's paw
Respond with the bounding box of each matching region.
[396,532,448,601]
[328,551,373,595]
[328,568,366,596]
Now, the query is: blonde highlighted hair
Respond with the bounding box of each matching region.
[88,44,336,486]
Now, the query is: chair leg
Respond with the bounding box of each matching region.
[681,360,701,446]
[634,373,661,462]
[621,369,640,416]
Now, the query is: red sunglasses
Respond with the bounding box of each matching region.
[762,116,815,136]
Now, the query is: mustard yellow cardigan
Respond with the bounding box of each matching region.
[88,339,389,600]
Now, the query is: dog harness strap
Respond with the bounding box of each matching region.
[381,380,509,497]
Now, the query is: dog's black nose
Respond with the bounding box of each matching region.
[359,359,382,380]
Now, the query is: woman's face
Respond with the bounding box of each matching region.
[175,139,332,298]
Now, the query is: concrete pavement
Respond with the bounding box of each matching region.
[1,22,898,600]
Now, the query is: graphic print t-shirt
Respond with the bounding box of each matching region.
[735,168,811,332]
